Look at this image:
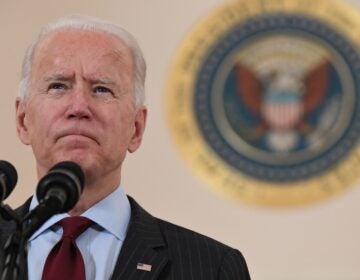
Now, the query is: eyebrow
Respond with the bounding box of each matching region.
[43,75,116,86]
[43,74,74,82]
[90,77,116,85]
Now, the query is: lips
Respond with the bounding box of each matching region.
[55,127,99,145]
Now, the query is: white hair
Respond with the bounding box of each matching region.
[18,15,146,108]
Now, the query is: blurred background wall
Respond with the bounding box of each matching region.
[1,1,360,279]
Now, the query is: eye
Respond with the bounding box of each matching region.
[48,83,67,91]
[93,86,113,95]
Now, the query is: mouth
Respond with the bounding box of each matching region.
[60,134,93,141]
[56,129,100,145]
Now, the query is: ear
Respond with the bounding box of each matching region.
[15,98,31,145]
[128,106,147,153]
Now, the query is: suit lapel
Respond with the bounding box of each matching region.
[111,197,169,280]
[2,197,169,280]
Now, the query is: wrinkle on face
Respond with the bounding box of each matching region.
[31,29,134,101]
[18,29,144,185]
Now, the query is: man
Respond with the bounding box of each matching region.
[3,15,250,279]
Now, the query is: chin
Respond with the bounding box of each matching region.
[52,152,95,171]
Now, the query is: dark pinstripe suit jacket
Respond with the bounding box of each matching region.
[0,197,251,280]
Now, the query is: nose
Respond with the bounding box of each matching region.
[65,86,92,120]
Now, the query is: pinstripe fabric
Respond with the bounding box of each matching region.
[110,197,251,280]
[0,197,251,280]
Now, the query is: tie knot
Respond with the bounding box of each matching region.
[59,216,93,239]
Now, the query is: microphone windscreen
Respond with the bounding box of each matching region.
[49,161,85,188]
[36,161,84,212]
[0,160,18,200]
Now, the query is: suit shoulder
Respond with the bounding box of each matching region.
[127,196,251,279]
[129,196,247,263]
[156,218,251,279]
[157,217,232,252]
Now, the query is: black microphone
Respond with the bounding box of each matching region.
[36,161,84,213]
[23,161,84,239]
[0,160,18,202]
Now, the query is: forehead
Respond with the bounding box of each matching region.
[32,29,133,76]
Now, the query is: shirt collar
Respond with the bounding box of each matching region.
[28,186,131,242]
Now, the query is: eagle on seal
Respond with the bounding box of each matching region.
[234,61,330,151]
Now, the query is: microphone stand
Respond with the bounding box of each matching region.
[21,196,63,240]
[0,204,27,280]
[0,161,83,280]
[0,194,64,280]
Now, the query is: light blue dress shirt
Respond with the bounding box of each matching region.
[27,186,131,280]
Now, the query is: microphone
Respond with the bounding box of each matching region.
[0,160,18,202]
[23,161,84,239]
[36,161,84,213]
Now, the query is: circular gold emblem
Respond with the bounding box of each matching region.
[165,0,360,207]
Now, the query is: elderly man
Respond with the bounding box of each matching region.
[5,15,250,279]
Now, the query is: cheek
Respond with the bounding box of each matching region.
[105,115,133,146]
[26,108,53,142]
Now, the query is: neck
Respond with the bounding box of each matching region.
[36,162,122,216]
[69,175,120,216]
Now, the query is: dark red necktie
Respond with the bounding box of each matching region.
[42,216,93,280]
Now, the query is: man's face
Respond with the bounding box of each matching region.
[16,30,147,184]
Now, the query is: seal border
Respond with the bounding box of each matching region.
[165,0,360,207]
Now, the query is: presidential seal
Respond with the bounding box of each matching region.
[166,0,360,206]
